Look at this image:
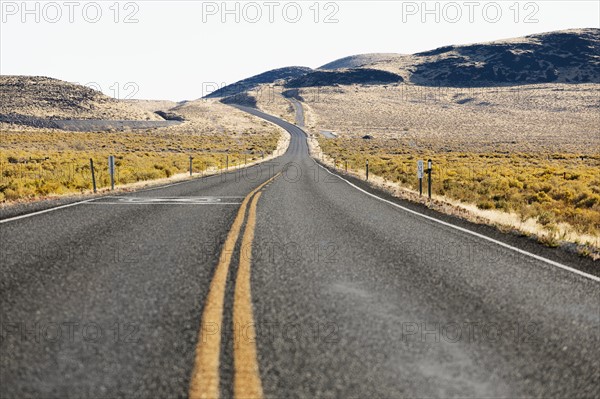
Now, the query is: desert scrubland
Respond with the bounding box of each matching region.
[0,82,284,202]
[289,83,600,251]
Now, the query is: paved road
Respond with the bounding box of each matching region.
[1,105,599,399]
[288,99,305,127]
[0,115,182,131]
[319,130,337,139]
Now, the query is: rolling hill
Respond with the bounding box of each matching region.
[284,68,403,88]
[204,66,312,98]
[404,28,600,86]
[210,28,600,100]
[318,53,405,70]
[319,29,600,86]
[0,76,163,121]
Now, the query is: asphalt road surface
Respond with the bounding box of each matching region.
[0,115,182,131]
[288,99,305,127]
[1,105,599,399]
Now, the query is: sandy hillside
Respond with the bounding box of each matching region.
[214,29,599,99]
[280,83,600,154]
[205,66,312,99]
[0,76,162,121]
[150,98,285,139]
[124,99,180,113]
[0,75,283,139]
[319,53,406,70]
[360,28,600,86]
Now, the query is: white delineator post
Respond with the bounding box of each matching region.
[108,155,115,191]
[417,160,424,197]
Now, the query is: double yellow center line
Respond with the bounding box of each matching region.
[189,173,280,399]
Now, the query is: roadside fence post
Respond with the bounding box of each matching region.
[427,159,433,199]
[108,155,115,191]
[90,158,97,193]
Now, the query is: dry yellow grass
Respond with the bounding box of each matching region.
[283,83,600,252]
[0,100,285,202]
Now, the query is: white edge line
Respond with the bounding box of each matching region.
[133,175,217,193]
[315,160,600,283]
[241,106,599,283]
[107,196,245,199]
[0,197,244,222]
[0,199,96,224]
[0,177,221,224]
[83,202,243,205]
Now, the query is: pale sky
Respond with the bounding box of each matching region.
[1,1,598,100]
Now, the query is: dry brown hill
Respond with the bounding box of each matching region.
[0,76,162,121]
[355,28,600,86]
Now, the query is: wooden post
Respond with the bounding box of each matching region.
[427,159,432,199]
[90,158,97,193]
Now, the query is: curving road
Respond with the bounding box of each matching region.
[1,105,599,398]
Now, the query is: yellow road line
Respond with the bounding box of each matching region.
[189,193,250,399]
[189,173,279,399]
[233,191,263,399]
